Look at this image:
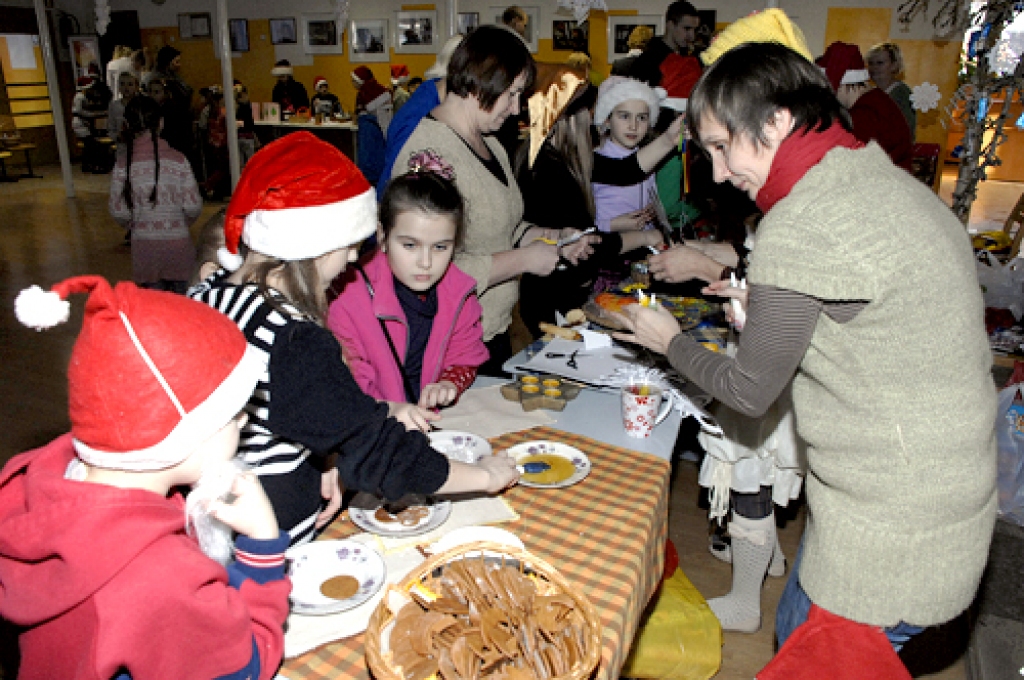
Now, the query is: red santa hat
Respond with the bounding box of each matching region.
[76,75,95,91]
[351,65,374,86]
[757,605,911,680]
[14,276,262,471]
[815,41,870,92]
[390,64,410,86]
[218,131,376,271]
[314,75,328,90]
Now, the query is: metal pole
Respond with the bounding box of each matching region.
[32,0,74,197]
[215,0,240,189]
[448,0,458,37]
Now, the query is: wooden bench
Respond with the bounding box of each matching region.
[1,141,41,179]
[0,150,15,182]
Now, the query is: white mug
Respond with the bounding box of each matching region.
[621,381,673,438]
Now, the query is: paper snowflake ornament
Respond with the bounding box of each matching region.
[557,0,607,24]
[910,82,941,113]
[94,0,110,35]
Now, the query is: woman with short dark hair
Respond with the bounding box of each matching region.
[617,41,996,660]
[393,26,599,372]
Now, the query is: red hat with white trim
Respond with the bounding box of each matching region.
[390,64,410,86]
[314,75,328,89]
[218,131,376,270]
[815,41,870,92]
[13,276,262,471]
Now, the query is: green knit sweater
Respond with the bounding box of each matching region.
[395,118,530,342]
[749,143,997,627]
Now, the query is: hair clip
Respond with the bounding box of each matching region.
[407,149,456,181]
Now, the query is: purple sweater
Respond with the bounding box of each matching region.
[592,138,658,233]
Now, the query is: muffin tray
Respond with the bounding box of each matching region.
[500,375,583,412]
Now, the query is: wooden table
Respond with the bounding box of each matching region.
[277,425,671,680]
[254,120,358,160]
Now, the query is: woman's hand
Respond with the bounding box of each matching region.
[609,208,654,232]
[558,232,601,265]
[703,279,748,328]
[208,473,280,541]
[520,240,561,276]
[316,467,343,529]
[419,380,458,409]
[648,244,724,284]
[611,303,683,355]
[388,401,439,432]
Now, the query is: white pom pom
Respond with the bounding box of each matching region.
[15,285,70,331]
[216,247,244,272]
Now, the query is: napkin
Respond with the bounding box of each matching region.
[369,496,519,553]
[282,533,424,660]
[437,385,554,438]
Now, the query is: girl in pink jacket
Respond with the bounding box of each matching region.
[329,163,488,431]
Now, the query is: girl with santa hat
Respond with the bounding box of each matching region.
[190,131,518,546]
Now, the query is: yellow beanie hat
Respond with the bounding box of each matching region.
[701,9,813,66]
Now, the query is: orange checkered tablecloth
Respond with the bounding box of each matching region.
[277,425,671,680]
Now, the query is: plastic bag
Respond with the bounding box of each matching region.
[619,568,723,680]
[997,382,1024,526]
[976,253,1024,320]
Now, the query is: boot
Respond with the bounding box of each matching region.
[707,512,775,633]
[708,522,786,577]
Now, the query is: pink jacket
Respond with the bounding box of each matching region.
[328,251,489,403]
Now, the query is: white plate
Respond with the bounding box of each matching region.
[427,430,492,464]
[348,492,452,538]
[507,441,591,489]
[286,540,386,615]
[430,526,525,555]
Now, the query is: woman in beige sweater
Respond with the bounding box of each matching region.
[616,41,996,665]
[393,26,600,372]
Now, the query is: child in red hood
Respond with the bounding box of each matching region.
[0,276,289,680]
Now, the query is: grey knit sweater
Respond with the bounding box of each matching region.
[749,142,997,627]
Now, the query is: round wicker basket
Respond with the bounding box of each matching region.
[365,540,602,680]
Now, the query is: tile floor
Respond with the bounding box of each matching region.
[1,164,1019,678]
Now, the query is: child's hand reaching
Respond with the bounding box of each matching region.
[388,401,439,432]
[317,467,343,529]
[477,451,520,492]
[208,473,280,541]
[419,380,458,409]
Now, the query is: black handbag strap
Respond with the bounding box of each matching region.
[354,264,418,403]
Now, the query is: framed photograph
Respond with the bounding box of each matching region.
[607,14,663,63]
[229,19,249,53]
[269,18,298,45]
[457,12,479,35]
[395,10,437,54]
[68,35,101,83]
[302,14,343,54]
[177,13,212,39]
[552,19,588,51]
[350,19,388,62]
[491,6,538,53]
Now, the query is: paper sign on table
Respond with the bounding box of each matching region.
[438,385,554,438]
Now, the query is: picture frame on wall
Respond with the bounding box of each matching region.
[68,35,101,83]
[302,14,344,54]
[490,6,538,53]
[552,19,588,51]
[606,14,663,63]
[229,19,249,53]
[395,10,437,54]
[457,12,479,35]
[178,13,212,39]
[350,19,388,62]
[269,18,298,45]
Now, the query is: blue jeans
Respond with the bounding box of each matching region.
[775,541,926,652]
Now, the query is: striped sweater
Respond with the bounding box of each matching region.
[189,270,450,546]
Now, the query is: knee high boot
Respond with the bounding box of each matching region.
[707,512,775,633]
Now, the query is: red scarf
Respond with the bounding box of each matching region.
[755,124,863,213]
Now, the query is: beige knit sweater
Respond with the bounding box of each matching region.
[749,143,997,627]
[393,118,530,342]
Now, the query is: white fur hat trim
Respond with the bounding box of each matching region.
[595,76,664,128]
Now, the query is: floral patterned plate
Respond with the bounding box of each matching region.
[506,441,591,489]
[427,430,492,464]
[285,539,386,615]
[348,493,453,538]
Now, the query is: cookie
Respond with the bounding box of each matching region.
[320,574,360,600]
